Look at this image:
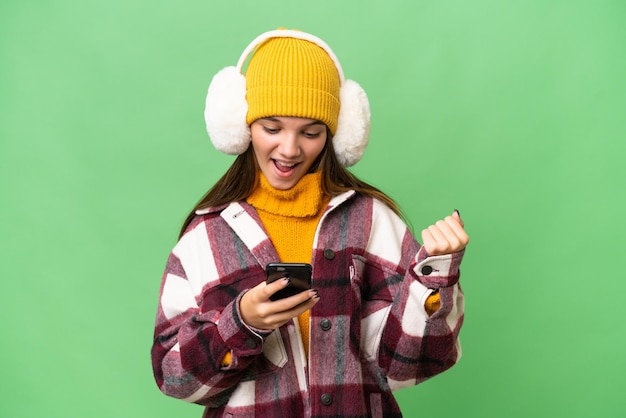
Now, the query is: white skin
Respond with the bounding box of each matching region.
[240,116,469,330]
[249,116,327,190]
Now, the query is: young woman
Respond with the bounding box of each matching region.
[152,29,469,417]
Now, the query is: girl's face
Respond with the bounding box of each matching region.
[250,116,327,190]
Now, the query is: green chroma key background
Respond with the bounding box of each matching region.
[1,1,624,417]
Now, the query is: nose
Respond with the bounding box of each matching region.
[277,131,301,159]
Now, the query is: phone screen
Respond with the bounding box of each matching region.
[266,262,312,301]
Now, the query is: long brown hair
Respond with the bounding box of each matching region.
[179,134,403,237]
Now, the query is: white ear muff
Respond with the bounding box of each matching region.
[204,66,250,155]
[204,29,370,165]
[334,79,371,167]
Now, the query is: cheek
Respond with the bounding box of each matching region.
[310,138,327,159]
[250,131,270,156]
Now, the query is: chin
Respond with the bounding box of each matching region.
[273,181,297,190]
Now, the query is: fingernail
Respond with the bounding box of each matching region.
[454,209,461,216]
[283,277,290,284]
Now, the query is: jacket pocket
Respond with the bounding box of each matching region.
[351,255,394,362]
[262,330,287,368]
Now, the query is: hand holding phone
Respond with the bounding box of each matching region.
[266,262,312,301]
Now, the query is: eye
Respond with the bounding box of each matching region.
[303,131,322,139]
[263,126,280,134]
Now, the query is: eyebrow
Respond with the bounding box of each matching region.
[262,117,325,127]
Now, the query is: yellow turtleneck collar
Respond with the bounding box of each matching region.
[246,172,326,218]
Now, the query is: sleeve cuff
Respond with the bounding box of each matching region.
[412,247,465,288]
[216,292,273,359]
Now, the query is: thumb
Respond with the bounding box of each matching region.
[453,209,464,227]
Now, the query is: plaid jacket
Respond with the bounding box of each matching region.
[152,191,465,417]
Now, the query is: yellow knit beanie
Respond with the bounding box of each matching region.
[205,29,371,167]
[244,37,341,135]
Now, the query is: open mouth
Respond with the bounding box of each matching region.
[273,159,300,174]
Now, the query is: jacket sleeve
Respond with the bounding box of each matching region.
[387,247,465,388]
[151,220,272,406]
[364,201,465,390]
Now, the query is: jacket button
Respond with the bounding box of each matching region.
[321,393,333,405]
[320,319,332,331]
[245,338,257,349]
[323,249,335,260]
[421,265,433,275]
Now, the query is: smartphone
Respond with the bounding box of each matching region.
[265,262,312,301]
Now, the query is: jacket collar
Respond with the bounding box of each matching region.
[195,190,356,268]
[195,190,356,216]
[327,190,356,210]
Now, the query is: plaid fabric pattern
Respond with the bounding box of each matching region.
[152,191,465,417]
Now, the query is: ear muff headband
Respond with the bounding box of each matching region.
[235,30,346,82]
[204,30,370,167]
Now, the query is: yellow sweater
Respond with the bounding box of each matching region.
[247,172,330,359]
